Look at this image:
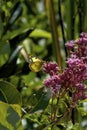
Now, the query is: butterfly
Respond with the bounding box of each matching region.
[28,55,45,72]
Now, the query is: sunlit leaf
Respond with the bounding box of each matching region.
[77,107,87,116]
[0,101,23,130]
[29,29,51,38]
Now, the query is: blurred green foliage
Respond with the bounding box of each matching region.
[0,0,87,129]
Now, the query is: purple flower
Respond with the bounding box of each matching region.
[75,32,87,45]
[60,57,86,88]
[76,38,87,46]
[43,62,59,76]
[72,84,87,101]
[65,40,75,50]
[43,75,61,94]
[42,32,87,101]
[66,57,83,68]
[80,32,87,38]
[82,57,87,64]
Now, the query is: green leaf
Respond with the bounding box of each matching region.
[3,2,23,34]
[30,88,51,113]
[8,2,22,25]
[22,72,36,84]
[0,81,22,105]
[0,101,23,130]
[0,42,10,55]
[8,46,22,63]
[0,45,22,78]
[77,107,87,116]
[66,121,73,130]
[0,91,6,102]
[29,29,51,38]
[3,25,34,41]
[72,123,79,130]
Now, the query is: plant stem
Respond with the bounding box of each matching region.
[51,97,54,130]
[65,0,75,40]
[48,0,62,68]
[51,103,77,126]
[78,0,83,33]
[58,0,67,57]
[53,96,60,120]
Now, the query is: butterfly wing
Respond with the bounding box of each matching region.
[28,56,44,72]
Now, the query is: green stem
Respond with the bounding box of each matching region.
[43,103,77,130]
[58,0,67,57]
[65,0,75,40]
[53,96,60,121]
[51,97,54,130]
[48,0,62,68]
[78,0,83,33]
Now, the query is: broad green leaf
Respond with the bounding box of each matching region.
[0,91,6,102]
[0,101,23,130]
[8,2,22,25]
[8,46,22,63]
[3,2,23,34]
[0,62,17,78]
[0,81,22,105]
[10,104,21,117]
[30,88,51,113]
[0,55,9,67]
[3,25,33,40]
[0,42,10,55]
[27,87,46,106]
[29,29,51,38]
[0,45,22,78]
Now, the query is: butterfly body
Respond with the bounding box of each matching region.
[28,55,45,72]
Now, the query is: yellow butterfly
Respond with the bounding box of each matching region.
[28,55,45,72]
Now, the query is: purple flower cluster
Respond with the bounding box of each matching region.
[64,32,87,101]
[43,75,61,94]
[43,32,87,101]
[43,62,61,94]
[66,32,87,62]
[65,40,75,50]
[43,62,59,76]
[60,57,86,87]
[72,84,87,101]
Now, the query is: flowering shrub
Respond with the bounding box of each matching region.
[42,32,87,125]
[1,0,87,129]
